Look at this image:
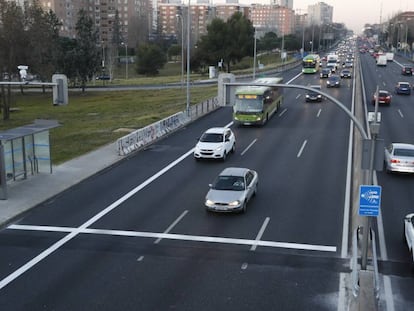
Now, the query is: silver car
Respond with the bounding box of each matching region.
[205,167,258,213]
[384,143,414,173]
[404,213,414,264]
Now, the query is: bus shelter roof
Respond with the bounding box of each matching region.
[0,119,60,142]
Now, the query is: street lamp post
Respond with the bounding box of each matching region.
[176,14,184,88]
[186,0,191,116]
[121,42,128,80]
[405,19,411,57]
[253,29,257,79]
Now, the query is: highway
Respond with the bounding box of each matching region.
[0,50,413,310]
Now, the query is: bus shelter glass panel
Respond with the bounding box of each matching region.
[24,134,35,174]
[12,137,25,180]
[34,131,51,173]
[3,140,13,181]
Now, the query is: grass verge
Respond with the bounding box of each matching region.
[0,86,217,164]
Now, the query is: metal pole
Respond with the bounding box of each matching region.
[311,23,314,53]
[186,0,191,116]
[125,43,128,80]
[253,29,257,80]
[361,85,379,270]
[405,22,409,57]
[301,25,305,57]
[176,15,184,88]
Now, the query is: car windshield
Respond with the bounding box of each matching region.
[200,133,223,143]
[394,148,414,157]
[399,83,410,88]
[378,92,389,97]
[213,176,245,191]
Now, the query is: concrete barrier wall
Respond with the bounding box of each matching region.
[116,96,219,156]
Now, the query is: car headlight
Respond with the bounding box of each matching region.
[205,199,215,206]
[215,146,223,151]
[228,200,241,207]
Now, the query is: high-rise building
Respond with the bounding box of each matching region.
[307,2,333,26]
[271,0,293,10]
[38,0,152,48]
[250,4,295,36]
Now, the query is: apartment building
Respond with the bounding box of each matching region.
[38,0,151,48]
[307,2,333,26]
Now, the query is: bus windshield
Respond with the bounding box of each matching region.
[303,61,316,68]
[234,97,263,113]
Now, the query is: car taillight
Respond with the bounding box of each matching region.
[391,159,400,163]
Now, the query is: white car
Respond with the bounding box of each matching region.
[404,213,414,263]
[194,127,235,161]
[205,167,258,213]
[384,143,414,173]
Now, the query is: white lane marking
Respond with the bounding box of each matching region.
[316,108,322,118]
[154,210,188,244]
[297,140,308,158]
[383,275,395,311]
[241,262,248,270]
[1,148,196,290]
[2,119,236,289]
[279,108,288,117]
[398,109,404,118]
[137,256,144,261]
[8,224,337,252]
[250,217,270,251]
[374,174,387,261]
[296,94,301,99]
[241,138,257,156]
[341,77,355,259]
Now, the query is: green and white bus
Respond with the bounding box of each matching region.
[233,77,283,126]
[302,54,320,73]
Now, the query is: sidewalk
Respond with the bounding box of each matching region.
[0,142,123,227]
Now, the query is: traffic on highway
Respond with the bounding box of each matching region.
[0,37,413,311]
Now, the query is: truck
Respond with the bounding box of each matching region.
[376,54,387,66]
[386,52,394,62]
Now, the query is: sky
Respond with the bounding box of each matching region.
[294,0,414,33]
[237,0,414,34]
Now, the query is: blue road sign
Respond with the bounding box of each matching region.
[359,185,382,217]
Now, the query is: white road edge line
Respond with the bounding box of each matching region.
[241,139,257,156]
[398,109,404,118]
[154,210,188,244]
[297,140,307,158]
[8,224,337,252]
[250,217,270,251]
[1,120,235,291]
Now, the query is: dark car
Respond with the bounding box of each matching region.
[326,75,341,88]
[340,69,352,79]
[372,90,392,105]
[320,68,331,78]
[305,85,323,102]
[402,65,413,76]
[395,82,411,95]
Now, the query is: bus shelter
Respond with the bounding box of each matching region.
[0,119,60,199]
